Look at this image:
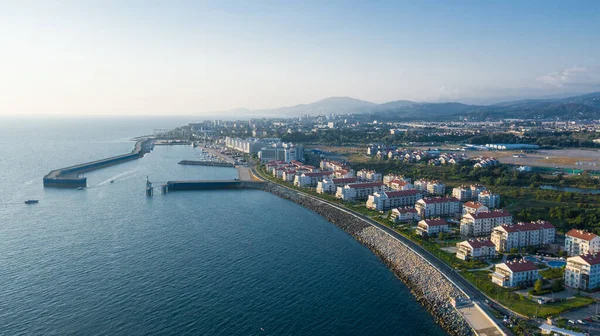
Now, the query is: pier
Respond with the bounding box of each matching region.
[178,160,234,168]
[165,180,266,191]
[43,138,154,188]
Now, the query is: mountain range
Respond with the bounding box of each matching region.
[217,92,600,121]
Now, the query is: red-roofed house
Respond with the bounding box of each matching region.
[462,201,489,216]
[389,180,414,191]
[565,254,600,290]
[390,207,420,223]
[565,229,600,256]
[366,190,423,211]
[416,218,449,236]
[491,259,540,288]
[415,197,461,219]
[456,239,497,260]
[335,182,386,201]
[490,221,556,252]
[460,210,512,237]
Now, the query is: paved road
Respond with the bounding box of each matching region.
[251,167,511,336]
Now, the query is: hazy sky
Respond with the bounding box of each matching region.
[1,1,599,116]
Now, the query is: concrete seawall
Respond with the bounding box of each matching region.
[43,139,154,188]
[261,182,476,336]
[166,180,266,191]
[178,160,234,168]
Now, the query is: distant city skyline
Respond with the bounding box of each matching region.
[0,1,599,116]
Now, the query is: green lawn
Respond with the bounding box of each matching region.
[462,271,594,317]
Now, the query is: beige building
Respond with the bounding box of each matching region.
[565,253,600,291]
[415,197,460,219]
[416,218,449,236]
[460,210,512,237]
[564,229,600,256]
[456,239,497,261]
[491,259,540,288]
[490,221,556,252]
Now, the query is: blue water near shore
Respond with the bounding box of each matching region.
[0,117,445,335]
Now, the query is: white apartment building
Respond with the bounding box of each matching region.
[456,239,497,261]
[415,197,461,219]
[416,218,449,236]
[460,210,513,237]
[565,254,600,291]
[319,160,348,172]
[316,177,357,194]
[281,170,297,183]
[383,174,411,185]
[226,137,280,154]
[452,184,487,201]
[356,169,382,182]
[336,182,386,202]
[565,229,600,256]
[427,181,446,196]
[294,172,333,188]
[491,259,540,288]
[390,207,420,223]
[389,180,414,191]
[490,221,556,252]
[478,190,501,208]
[462,201,489,216]
[258,143,304,163]
[366,190,423,211]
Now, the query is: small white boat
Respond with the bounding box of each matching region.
[77,187,85,190]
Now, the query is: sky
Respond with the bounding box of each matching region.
[0,0,599,116]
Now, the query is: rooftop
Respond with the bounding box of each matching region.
[566,229,599,241]
[502,259,538,272]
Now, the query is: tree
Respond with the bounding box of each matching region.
[534,279,543,294]
[551,279,562,292]
[438,231,445,241]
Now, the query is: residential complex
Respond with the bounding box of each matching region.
[316,177,357,194]
[258,143,304,163]
[390,207,420,223]
[478,190,501,209]
[456,239,497,261]
[452,184,487,201]
[416,218,449,237]
[356,169,382,182]
[564,254,600,291]
[564,229,600,256]
[462,201,489,215]
[335,182,386,201]
[225,137,280,154]
[294,172,333,188]
[415,197,460,219]
[490,221,556,252]
[491,259,540,288]
[460,210,512,237]
[366,190,422,211]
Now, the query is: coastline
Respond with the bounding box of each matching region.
[260,181,477,336]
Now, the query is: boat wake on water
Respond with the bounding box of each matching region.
[94,169,140,187]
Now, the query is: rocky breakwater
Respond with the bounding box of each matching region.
[263,183,473,336]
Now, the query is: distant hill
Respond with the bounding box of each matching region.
[213,92,600,120]
[370,92,600,121]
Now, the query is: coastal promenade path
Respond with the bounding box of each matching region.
[251,168,510,336]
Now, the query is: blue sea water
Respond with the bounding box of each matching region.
[0,117,445,335]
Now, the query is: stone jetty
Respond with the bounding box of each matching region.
[263,182,474,336]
